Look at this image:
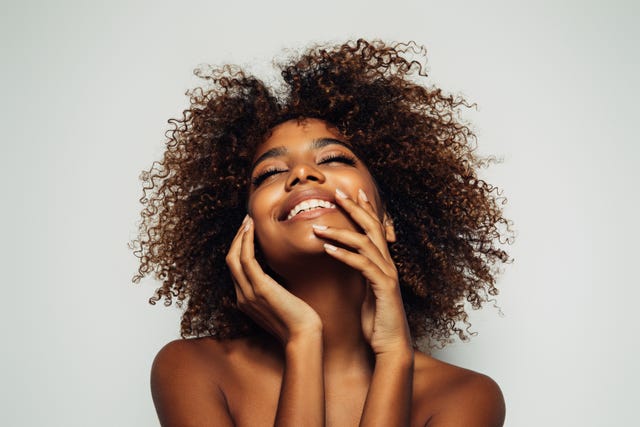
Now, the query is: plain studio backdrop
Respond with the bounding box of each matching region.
[1,0,638,426]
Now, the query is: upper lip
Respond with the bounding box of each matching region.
[278,188,336,221]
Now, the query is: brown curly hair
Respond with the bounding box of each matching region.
[131,39,513,348]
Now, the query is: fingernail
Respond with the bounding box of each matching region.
[335,188,348,199]
[358,188,369,202]
[243,217,252,231]
[312,224,328,231]
[323,243,338,252]
[242,214,250,224]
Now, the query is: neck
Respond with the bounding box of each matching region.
[275,255,375,378]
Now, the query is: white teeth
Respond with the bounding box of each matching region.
[286,199,336,220]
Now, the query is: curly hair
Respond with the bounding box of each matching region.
[131,39,514,348]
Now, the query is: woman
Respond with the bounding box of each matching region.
[132,39,512,426]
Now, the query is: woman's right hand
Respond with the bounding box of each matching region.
[225,215,323,345]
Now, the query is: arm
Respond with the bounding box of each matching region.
[227,216,325,427]
[359,349,414,427]
[312,188,415,426]
[275,332,325,426]
[318,189,504,427]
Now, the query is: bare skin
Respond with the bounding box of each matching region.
[150,119,505,427]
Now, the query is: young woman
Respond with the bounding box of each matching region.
[132,39,512,426]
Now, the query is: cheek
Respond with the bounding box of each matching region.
[247,189,272,218]
[334,173,384,218]
[247,192,277,239]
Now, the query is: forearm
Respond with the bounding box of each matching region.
[274,333,325,427]
[359,349,415,427]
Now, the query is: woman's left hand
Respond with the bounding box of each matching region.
[312,188,413,357]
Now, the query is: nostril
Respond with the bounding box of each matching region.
[287,164,325,188]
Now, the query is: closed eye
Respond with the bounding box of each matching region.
[251,167,287,187]
[318,153,358,166]
[251,154,358,187]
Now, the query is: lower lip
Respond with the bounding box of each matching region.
[284,207,337,222]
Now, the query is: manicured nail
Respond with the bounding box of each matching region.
[242,214,250,224]
[312,224,328,231]
[335,188,348,199]
[243,217,252,231]
[358,188,369,202]
[323,243,338,252]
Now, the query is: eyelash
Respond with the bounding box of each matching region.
[320,153,358,167]
[251,153,358,187]
[251,167,284,187]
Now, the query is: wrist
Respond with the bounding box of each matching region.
[375,346,414,367]
[288,320,323,341]
[286,328,323,356]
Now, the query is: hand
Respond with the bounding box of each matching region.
[312,188,413,357]
[226,216,323,345]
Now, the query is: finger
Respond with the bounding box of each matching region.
[238,218,286,301]
[357,188,394,262]
[231,275,246,302]
[232,276,281,336]
[226,215,250,277]
[335,188,393,262]
[357,188,381,222]
[227,215,251,259]
[231,224,295,338]
[238,220,305,333]
[322,243,398,293]
[312,225,395,277]
[226,216,256,301]
[239,217,267,289]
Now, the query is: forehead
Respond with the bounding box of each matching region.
[253,119,346,160]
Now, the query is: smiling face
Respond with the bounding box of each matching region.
[247,118,390,272]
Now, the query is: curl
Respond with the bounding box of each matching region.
[131,39,514,347]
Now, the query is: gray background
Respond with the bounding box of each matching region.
[1,0,638,425]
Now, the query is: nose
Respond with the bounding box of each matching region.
[285,162,326,190]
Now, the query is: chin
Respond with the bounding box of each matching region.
[281,233,327,256]
[259,234,327,269]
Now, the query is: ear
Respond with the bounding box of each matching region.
[382,212,396,243]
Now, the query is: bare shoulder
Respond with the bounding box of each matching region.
[150,337,240,427]
[413,352,505,427]
[151,337,232,388]
[150,336,282,426]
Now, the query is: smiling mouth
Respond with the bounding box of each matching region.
[285,199,337,221]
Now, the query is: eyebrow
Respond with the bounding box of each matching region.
[250,138,354,171]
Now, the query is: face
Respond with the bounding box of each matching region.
[247,118,388,271]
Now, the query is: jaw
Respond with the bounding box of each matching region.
[262,248,360,291]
